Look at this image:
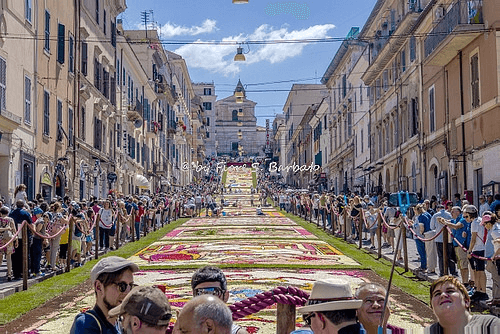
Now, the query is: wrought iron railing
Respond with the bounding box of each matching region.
[424,0,483,58]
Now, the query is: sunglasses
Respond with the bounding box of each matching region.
[194,287,225,297]
[112,281,137,293]
[303,312,316,327]
[463,215,470,219]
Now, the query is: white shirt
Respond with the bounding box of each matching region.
[99,208,113,229]
[479,202,490,216]
[471,217,486,252]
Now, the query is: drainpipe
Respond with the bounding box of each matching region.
[459,51,467,190]
[418,39,425,197]
[33,0,39,197]
[73,0,80,197]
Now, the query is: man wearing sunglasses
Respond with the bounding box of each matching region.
[191,266,249,334]
[108,286,172,334]
[70,256,139,334]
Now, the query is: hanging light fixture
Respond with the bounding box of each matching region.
[237,109,244,117]
[237,121,243,127]
[234,91,244,98]
[236,96,244,103]
[232,0,249,4]
[238,129,243,139]
[234,46,246,61]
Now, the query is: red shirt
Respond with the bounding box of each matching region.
[135,206,144,222]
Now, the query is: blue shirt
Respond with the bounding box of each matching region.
[418,212,432,232]
[125,201,138,215]
[490,199,500,212]
[70,305,120,334]
[451,215,469,248]
[9,208,32,239]
[485,223,500,258]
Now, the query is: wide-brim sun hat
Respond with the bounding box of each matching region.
[298,279,362,313]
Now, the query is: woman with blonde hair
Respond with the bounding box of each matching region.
[14,184,28,203]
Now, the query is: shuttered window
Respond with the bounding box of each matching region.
[471,54,480,108]
[68,107,74,146]
[57,100,63,141]
[81,41,88,76]
[24,76,31,123]
[57,23,65,64]
[69,36,74,73]
[44,10,50,51]
[43,91,50,135]
[0,57,5,110]
[429,86,435,133]
[94,117,102,150]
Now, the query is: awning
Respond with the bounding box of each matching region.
[135,175,150,189]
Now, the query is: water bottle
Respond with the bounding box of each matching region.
[290,330,314,334]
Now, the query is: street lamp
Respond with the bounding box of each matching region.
[234,43,249,62]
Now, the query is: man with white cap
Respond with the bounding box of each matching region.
[108,286,172,334]
[70,256,139,334]
[298,279,363,334]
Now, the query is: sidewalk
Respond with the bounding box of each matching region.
[0,249,109,299]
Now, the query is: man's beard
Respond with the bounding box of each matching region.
[103,296,120,312]
[122,323,134,334]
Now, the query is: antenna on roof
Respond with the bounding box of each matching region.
[141,10,153,38]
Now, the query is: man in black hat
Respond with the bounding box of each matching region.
[108,286,172,334]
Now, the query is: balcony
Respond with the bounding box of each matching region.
[166,120,177,135]
[153,162,167,176]
[362,10,420,85]
[0,108,22,130]
[424,0,484,66]
[127,100,143,122]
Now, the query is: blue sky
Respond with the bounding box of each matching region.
[120,0,377,126]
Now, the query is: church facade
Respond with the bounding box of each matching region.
[214,80,267,158]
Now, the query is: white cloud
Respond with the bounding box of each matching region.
[158,19,218,37]
[174,24,336,76]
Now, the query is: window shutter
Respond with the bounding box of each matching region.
[57,23,65,64]
[81,42,88,75]
[44,11,50,51]
[111,20,116,47]
[0,58,6,110]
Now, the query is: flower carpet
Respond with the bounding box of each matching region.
[15,168,432,333]
[162,225,317,240]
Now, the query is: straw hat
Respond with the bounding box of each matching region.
[298,279,362,313]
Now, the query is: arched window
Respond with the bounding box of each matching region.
[232,110,238,121]
[433,165,439,197]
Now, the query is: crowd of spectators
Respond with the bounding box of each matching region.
[0,159,227,282]
[259,179,500,308]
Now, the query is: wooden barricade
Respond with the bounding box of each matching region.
[276,303,295,334]
[377,213,382,259]
[22,222,28,291]
[131,211,136,242]
[402,222,408,272]
[443,228,449,275]
[66,216,74,273]
[358,216,362,249]
[94,222,99,260]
